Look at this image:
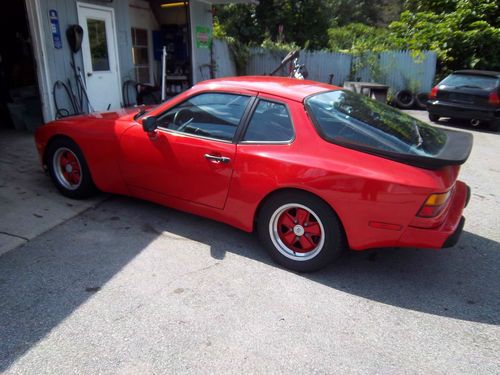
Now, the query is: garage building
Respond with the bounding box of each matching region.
[0,0,252,130]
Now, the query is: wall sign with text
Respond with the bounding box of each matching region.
[49,9,62,49]
[196,26,212,49]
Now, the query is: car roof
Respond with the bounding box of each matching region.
[453,70,500,78]
[194,76,339,102]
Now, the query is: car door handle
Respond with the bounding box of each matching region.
[204,154,231,164]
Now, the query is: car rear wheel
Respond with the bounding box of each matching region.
[428,113,440,122]
[258,191,345,272]
[489,120,500,132]
[47,138,96,199]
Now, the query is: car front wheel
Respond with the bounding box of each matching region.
[258,191,345,272]
[46,138,96,199]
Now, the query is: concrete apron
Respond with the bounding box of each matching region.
[0,130,105,256]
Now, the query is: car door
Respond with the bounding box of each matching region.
[119,92,253,209]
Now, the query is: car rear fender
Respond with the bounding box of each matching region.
[253,187,349,241]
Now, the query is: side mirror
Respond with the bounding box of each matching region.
[142,116,158,133]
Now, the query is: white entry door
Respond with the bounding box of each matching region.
[77,3,121,111]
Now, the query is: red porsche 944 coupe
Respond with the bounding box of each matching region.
[35,77,472,272]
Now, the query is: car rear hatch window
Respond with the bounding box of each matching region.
[305,90,473,169]
[437,73,499,106]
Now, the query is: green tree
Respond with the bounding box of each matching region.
[389,0,500,73]
[402,0,458,13]
[215,0,333,50]
[327,23,394,51]
[327,0,383,26]
[214,0,500,77]
[255,0,330,49]
[213,4,260,46]
[214,0,398,50]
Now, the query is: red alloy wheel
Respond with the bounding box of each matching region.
[52,148,82,190]
[270,203,325,260]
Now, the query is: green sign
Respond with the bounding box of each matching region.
[196,26,212,49]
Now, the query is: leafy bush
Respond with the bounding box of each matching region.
[260,39,300,52]
[213,17,250,75]
[214,0,500,78]
[389,0,500,75]
[327,23,395,52]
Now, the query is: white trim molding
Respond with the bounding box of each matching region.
[76,1,123,109]
[25,0,56,122]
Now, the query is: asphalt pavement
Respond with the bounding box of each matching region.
[0,113,499,374]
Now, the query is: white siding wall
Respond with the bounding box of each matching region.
[190,0,213,83]
[29,0,135,120]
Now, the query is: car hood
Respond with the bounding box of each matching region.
[63,107,145,122]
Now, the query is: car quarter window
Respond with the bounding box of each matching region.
[155,93,251,141]
[242,100,294,142]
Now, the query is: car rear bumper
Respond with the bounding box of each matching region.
[398,181,470,249]
[442,216,465,248]
[427,100,500,122]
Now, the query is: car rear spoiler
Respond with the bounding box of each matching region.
[429,129,474,168]
[332,129,473,170]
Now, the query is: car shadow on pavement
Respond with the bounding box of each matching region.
[0,197,498,371]
[142,200,500,328]
[312,230,500,326]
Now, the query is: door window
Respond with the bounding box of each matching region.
[156,93,251,141]
[87,18,110,71]
[242,100,294,142]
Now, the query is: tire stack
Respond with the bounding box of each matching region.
[392,90,429,110]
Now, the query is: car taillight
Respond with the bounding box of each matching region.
[489,92,500,106]
[417,191,451,218]
[428,86,439,100]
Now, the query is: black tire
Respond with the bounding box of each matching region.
[428,113,440,122]
[257,191,345,272]
[469,119,482,128]
[394,90,415,109]
[415,92,428,109]
[489,120,500,132]
[46,137,96,199]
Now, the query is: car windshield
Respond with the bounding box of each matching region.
[305,90,447,157]
[441,74,499,90]
[133,93,181,120]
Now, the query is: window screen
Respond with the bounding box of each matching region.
[131,28,150,83]
[243,100,294,142]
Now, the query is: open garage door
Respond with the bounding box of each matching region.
[0,1,43,131]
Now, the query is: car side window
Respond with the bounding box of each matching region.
[242,100,294,142]
[155,93,250,141]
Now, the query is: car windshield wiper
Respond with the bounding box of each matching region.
[133,107,148,121]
